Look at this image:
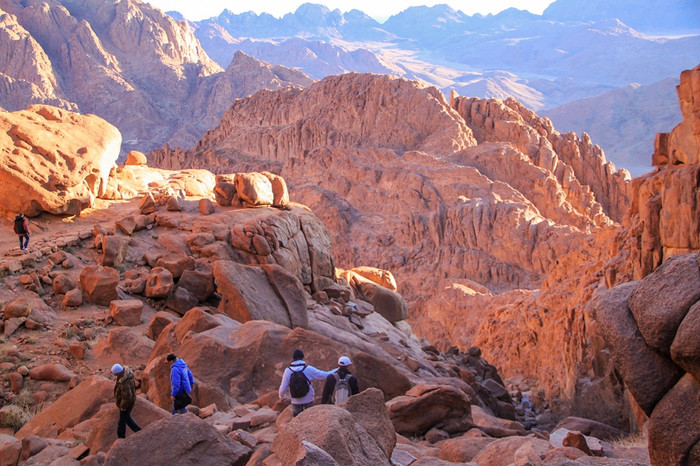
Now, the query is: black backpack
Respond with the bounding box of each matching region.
[13,216,26,235]
[288,364,310,398]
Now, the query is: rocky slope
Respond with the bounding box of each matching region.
[0,0,312,155]
[148,71,640,424]
[0,105,651,464]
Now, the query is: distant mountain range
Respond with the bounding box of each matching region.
[172,0,700,176]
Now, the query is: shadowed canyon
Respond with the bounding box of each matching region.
[0,0,698,465]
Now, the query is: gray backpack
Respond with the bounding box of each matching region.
[333,373,351,405]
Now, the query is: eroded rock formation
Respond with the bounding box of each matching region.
[149,71,633,422]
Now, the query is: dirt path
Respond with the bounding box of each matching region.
[0,199,140,258]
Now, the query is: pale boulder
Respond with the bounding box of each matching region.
[234,172,274,206]
[0,105,120,216]
[125,151,147,166]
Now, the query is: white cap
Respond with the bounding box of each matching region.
[111,363,123,374]
[338,356,351,366]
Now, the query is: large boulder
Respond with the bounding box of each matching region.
[349,273,407,323]
[90,327,155,367]
[343,388,396,459]
[590,282,684,415]
[16,376,113,439]
[272,405,391,465]
[79,266,119,306]
[234,172,274,206]
[385,384,473,436]
[0,105,120,216]
[103,413,250,465]
[86,397,170,454]
[648,374,700,466]
[212,261,308,329]
[628,254,700,353]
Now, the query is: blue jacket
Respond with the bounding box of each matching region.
[170,359,194,397]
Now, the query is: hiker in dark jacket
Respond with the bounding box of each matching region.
[167,353,194,414]
[13,213,30,251]
[321,356,359,404]
[112,363,141,438]
[278,349,336,416]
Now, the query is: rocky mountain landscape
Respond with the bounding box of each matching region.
[180,0,700,176]
[0,0,698,464]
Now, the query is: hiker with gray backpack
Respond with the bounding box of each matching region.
[321,356,359,405]
[278,349,337,416]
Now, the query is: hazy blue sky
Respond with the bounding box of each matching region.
[144,0,556,22]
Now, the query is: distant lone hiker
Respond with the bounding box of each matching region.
[322,356,359,405]
[111,363,141,439]
[279,349,336,417]
[13,213,30,251]
[167,353,194,414]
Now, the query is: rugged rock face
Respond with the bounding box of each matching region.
[149,72,633,421]
[591,252,700,465]
[0,105,120,216]
[624,64,700,280]
[0,0,312,155]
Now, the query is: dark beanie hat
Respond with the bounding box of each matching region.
[166,353,176,362]
[292,349,304,360]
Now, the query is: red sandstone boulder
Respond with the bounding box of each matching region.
[343,388,396,459]
[262,171,289,207]
[155,254,194,280]
[28,364,75,382]
[103,414,250,465]
[86,397,170,454]
[272,405,391,465]
[109,300,143,327]
[100,235,129,267]
[553,416,626,442]
[90,328,154,368]
[437,435,496,463]
[346,267,398,292]
[16,376,113,439]
[471,436,551,466]
[350,273,407,323]
[385,384,473,436]
[213,260,308,329]
[234,172,274,207]
[125,151,147,166]
[178,269,215,302]
[79,266,119,306]
[144,267,174,299]
[146,311,179,340]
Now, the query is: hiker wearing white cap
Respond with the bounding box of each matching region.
[321,355,359,405]
[111,363,141,438]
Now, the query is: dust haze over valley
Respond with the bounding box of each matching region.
[0,0,699,464]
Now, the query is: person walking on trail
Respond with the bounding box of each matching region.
[13,213,30,251]
[322,356,359,405]
[279,349,337,417]
[167,353,194,414]
[111,363,141,439]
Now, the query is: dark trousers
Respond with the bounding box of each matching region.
[292,402,313,417]
[117,408,141,438]
[18,234,29,249]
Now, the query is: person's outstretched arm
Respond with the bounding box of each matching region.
[279,368,291,400]
[305,365,337,381]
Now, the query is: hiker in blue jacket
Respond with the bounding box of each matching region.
[167,353,194,414]
[278,349,336,416]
